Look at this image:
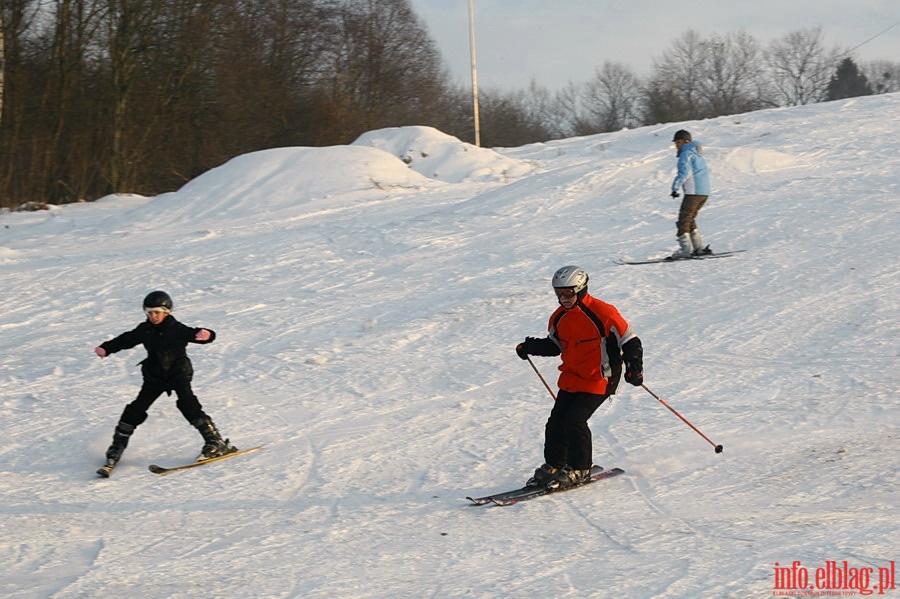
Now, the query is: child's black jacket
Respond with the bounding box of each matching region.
[99,316,215,388]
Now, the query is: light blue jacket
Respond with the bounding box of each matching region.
[672,141,710,196]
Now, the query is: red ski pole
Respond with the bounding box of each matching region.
[642,384,723,453]
[526,356,557,400]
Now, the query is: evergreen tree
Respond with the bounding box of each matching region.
[826,58,873,100]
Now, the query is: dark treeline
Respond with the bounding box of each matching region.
[1,0,898,208]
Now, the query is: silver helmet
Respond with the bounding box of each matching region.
[552,265,588,293]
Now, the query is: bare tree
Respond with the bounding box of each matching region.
[203,0,341,156]
[642,29,707,123]
[643,29,772,122]
[860,59,900,94]
[23,0,107,203]
[102,0,168,192]
[766,27,843,105]
[475,86,552,147]
[695,31,768,116]
[546,82,582,137]
[664,28,706,109]
[0,0,34,130]
[1,2,50,206]
[579,61,643,133]
[320,0,450,142]
[471,78,560,143]
[0,8,5,128]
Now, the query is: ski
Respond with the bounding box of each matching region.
[618,249,746,265]
[148,445,263,475]
[467,465,621,506]
[465,469,599,506]
[491,467,625,506]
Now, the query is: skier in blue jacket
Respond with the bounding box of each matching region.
[669,129,712,258]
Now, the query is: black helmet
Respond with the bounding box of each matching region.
[143,290,173,312]
[672,129,692,142]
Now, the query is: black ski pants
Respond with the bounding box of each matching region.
[119,380,208,428]
[543,390,609,470]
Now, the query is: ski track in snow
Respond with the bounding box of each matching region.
[1,95,898,598]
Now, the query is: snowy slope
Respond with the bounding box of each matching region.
[0,93,898,599]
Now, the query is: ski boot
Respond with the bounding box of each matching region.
[690,229,712,256]
[547,466,591,490]
[667,233,694,260]
[526,463,561,487]
[97,421,135,477]
[192,417,238,460]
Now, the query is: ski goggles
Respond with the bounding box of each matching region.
[554,287,577,300]
[143,307,171,315]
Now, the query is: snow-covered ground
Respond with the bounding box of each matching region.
[1,93,898,598]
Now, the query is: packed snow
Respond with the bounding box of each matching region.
[1,93,898,598]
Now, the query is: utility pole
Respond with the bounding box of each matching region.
[467,0,481,146]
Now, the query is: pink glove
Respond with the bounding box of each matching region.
[194,329,211,341]
[94,347,107,358]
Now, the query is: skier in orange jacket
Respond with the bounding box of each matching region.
[516,266,643,489]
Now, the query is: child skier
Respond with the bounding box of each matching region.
[94,290,236,476]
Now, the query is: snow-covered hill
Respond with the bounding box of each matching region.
[1,93,898,598]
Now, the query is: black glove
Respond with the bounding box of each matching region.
[670,191,680,198]
[624,369,643,386]
[518,336,562,359]
[621,337,644,386]
[516,342,529,360]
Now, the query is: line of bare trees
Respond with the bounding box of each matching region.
[0,0,467,207]
[1,0,897,209]
[526,27,898,141]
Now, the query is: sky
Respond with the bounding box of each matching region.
[1,92,898,598]
[408,0,900,90]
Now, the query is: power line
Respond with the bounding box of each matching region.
[845,18,900,56]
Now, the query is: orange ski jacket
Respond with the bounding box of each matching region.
[546,294,640,395]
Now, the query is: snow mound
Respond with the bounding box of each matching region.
[178,144,434,203]
[353,126,535,183]
[143,144,437,223]
[721,147,806,174]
